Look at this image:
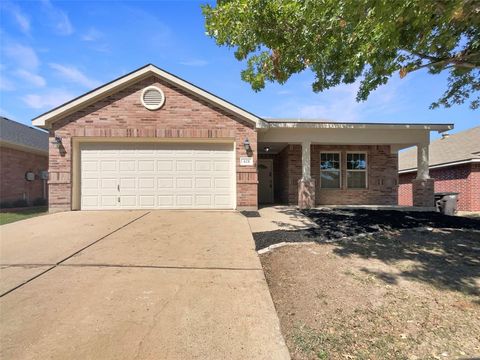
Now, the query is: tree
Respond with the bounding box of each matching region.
[202,0,480,109]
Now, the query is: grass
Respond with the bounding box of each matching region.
[0,207,48,225]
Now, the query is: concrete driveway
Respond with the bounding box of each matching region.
[0,211,290,360]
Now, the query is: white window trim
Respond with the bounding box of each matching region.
[319,151,342,189]
[346,151,368,189]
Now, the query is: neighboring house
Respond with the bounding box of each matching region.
[0,117,49,207]
[399,126,480,212]
[31,64,452,212]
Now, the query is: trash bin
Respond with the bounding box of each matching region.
[434,192,459,215]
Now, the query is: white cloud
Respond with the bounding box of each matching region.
[4,44,39,70]
[298,83,360,121]
[49,63,101,88]
[0,74,16,91]
[275,77,409,122]
[15,69,46,87]
[22,89,74,109]
[41,0,73,35]
[2,2,30,34]
[180,59,209,67]
[81,27,103,42]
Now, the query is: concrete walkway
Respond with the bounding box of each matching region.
[248,205,317,233]
[0,211,290,360]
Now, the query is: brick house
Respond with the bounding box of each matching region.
[31,64,452,212]
[0,117,49,207]
[399,126,480,212]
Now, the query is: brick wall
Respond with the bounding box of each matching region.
[399,163,480,211]
[263,144,398,206]
[49,75,257,211]
[312,145,398,205]
[470,164,480,211]
[0,146,48,205]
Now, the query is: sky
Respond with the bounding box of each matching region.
[0,0,478,140]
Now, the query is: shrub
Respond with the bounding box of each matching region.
[0,201,12,209]
[11,199,28,208]
[32,197,48,206]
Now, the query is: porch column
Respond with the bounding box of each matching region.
[412,142,434,207]
[298,140,315,209]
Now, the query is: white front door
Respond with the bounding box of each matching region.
[258,159,274,204]
[80,142,235,210]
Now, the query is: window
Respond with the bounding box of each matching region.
[320,152,341,188]
[347,153,367,188]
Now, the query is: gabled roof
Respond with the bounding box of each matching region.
[32,64,266,129]
[399,126,480,172]
[0,116,48,154]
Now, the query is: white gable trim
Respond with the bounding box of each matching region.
[32,64,266,129]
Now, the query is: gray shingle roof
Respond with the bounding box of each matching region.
[399,126,480,171]
[0,116,48,153]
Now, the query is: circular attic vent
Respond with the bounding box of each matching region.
[141,86,165,110]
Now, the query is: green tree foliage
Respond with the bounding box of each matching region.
[203,0,480,109]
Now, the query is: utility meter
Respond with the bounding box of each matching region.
[39,170,49,180]
[25,171,35,181]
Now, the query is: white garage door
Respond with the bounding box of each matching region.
[80,142,235,210]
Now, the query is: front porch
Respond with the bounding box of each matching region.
[256,122,444,209]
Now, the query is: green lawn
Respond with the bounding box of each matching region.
[0,207,48,225]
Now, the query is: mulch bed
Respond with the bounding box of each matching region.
[253,208,480,250]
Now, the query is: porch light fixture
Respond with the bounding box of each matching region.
[263,146,270,152]
[52,136,63,148]
[243,138,252,152]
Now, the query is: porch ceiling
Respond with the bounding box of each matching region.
[258,142,288,155]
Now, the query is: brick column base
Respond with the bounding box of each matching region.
[298,178,316,209]
[412,178,435,207]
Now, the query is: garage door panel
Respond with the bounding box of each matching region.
[158,195,174,207]
[176,178,193,189]
[158,178,174,189]
[82,196,98,207]
[214,178,231,189]
[138,160,155,171]
[195,178,212,189]
[101,178,118,190]
[195,195,212,206]
[120,196,136,207]
[195,160,211,171]
[214,161,230,171]
[214,195,231,206]
[157,160,173,171]
[81,143,234,210]
[100,161,117,172]
[120,178,136,190]
[176,160,193,171]
[138,177,155,189]
[177,195,193,206]
[82,161,98,171]
[101,196,117,207]
[119,160,135,172]
[139,196,155,207]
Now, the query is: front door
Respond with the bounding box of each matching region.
[258,159,274,204]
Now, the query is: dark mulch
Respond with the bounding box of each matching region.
[253,208,480,250]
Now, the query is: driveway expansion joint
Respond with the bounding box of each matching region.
[58,263,264,271]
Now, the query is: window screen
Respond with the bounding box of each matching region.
[347,153,367,188]
[320,153,341,188]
